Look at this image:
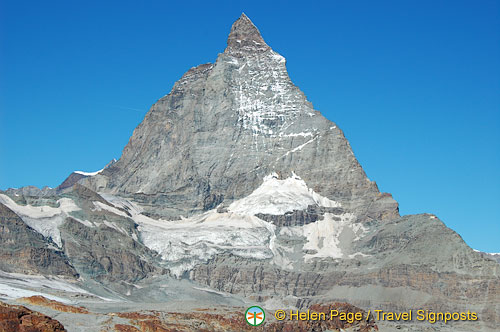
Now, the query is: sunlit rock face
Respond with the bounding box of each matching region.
[83,13,398,223]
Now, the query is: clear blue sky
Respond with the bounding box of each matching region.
[1,0,499,252]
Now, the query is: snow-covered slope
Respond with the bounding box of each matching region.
[137,210,275,277]
[97,173,367,276]
[0,194,82,246]
[228,172,340,215]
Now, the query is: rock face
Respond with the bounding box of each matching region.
[0,13,499,331]
[83,13,398,222]
[0,203,78,278]
[190,214,500,317]
[57,159,116,192]
[56,173,87,192]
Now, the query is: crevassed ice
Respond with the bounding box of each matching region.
[98,193,276,277]
[100,174,365,276]
[136,210,275,277]
[228,172,340,216]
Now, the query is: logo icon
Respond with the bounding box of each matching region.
[245,306,265,326]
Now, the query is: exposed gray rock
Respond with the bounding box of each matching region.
[0,203,78,278]
[255,205,344,227]
[57,173,87,192]
[82,14,398,223]
[59,217,161,286]
[476,251,500,264]
[225,12,271,56]
[2,186,57,203]
[57,159,117,193]
[190,214,500,325]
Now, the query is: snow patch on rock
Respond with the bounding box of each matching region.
[100,193,143,215]
[97,194,276,277]
[74,159,116,176]
[74,169,103,176]
[232,50,307,138]
[92,201,129,218]
[0,194,84,247]
[136,210,275,277]
[0,271,112,303]
[279,212,369,261]
[228,172,340,216]
[301,213,351,260]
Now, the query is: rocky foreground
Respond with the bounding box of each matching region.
[1,297,377,332]
[0,300,66,332]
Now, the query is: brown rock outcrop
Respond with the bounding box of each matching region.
[0,300,66,332]
[19,296,89,314]
[105,302,377,332]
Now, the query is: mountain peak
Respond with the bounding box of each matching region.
[225,13,270,56]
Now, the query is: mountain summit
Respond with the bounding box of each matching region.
[225,13,271,55]
[1,14,499,331]
[82,13,398,223]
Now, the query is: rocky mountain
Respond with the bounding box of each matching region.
[57,159,116,191]
[82,13,398,223]
[0,13,499,332]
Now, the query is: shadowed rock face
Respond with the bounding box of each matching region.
[60,217,160,284]
[256,205,344,227]
[0,203,78,278]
